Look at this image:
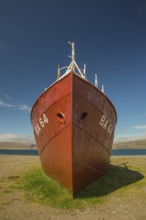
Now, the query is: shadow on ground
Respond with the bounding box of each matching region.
[76,163,144,198]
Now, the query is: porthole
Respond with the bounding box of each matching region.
[80,112,88,121]
[56,112,66,124]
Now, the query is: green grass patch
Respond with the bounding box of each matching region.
[14,167,108,209]
[0,178,4,182]
[15,168,85,209]
[1,189,12,194]
[13,164,144,210]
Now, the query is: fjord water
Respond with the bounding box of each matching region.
[0,149,146,156]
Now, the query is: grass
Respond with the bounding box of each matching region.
[14,168,84,209]
[13,167,109,209]
[12,160,144,210]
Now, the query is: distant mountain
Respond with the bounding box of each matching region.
[113,139,146,149]
[0,142,37,150]
[0,139,146,150]
[0,133,35,143]
[115,134,146,142]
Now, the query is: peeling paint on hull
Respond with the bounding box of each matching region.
[31,72,117,196]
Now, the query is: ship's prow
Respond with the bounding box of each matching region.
[31,42,117,196]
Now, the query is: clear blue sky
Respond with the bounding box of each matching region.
[0,0,146,142]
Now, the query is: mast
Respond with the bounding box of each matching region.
[68,41,75,61]
[57,42,87,80]
[56,42,105,93]
[68,41,75,72]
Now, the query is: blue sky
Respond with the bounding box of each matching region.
[0,0,146,142]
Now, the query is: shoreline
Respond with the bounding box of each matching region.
[0,138,146,150]
[0,149,146,157]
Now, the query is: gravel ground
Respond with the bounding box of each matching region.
[0,155,146,220]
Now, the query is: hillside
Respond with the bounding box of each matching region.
[0,139,146,150]
[0,142,37,150]
[113,139,146,149]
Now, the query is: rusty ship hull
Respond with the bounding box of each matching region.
[31,72,117,196]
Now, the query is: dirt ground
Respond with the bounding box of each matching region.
[0,155,146,220]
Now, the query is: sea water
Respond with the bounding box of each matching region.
[0,149,146,156]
